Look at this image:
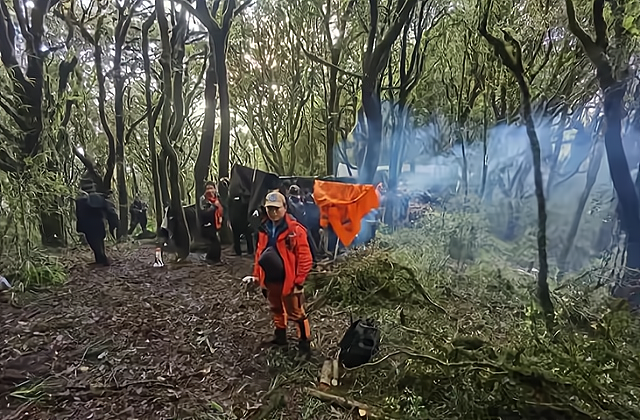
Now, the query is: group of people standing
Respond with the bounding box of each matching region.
[74,174,314,356]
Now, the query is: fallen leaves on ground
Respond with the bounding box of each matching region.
[0,245,296,419]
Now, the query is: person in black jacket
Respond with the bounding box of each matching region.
[75,171,119,266]
[284,185,319,261]
[128,194,149,236]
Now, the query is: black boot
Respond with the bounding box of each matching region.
[298,339,311,357]
[270,328,287,346]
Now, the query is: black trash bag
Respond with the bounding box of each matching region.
[338,318,381,369]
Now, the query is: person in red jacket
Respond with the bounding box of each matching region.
[252,190,313,355]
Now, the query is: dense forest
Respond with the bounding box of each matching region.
[1,0,640,418]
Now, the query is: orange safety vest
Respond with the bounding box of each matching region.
[253,214,313,295]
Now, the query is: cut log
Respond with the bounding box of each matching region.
[331,358,339,386]
[319,360,332,389]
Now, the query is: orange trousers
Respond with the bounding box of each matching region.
[265,283,311,340]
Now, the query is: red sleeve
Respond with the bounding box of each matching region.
[293,224,313,285]
[252,232,263,280]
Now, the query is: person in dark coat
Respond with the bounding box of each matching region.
[286,185,318,261]
[75,171,119,266]
[128,194,149,236]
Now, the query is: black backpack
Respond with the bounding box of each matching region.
[338,318,381,368]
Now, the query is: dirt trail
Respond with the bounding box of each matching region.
[0,245,298,419]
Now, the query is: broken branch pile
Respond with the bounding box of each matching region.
[304,224,640,419]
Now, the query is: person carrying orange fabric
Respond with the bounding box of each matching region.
[199,181,224,230]
[199,181,224,262]
[251,190,313,355]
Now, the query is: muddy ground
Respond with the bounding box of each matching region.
[0,243,346,419]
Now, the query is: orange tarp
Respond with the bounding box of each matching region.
[313,180,379,247]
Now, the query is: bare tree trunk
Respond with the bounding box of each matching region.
[480,90,488,198]
[565,0,640,279]
[388,1,433,190]
[186,0,249,179]
[142,13,164,230]
[214,31,231,179]
[158,151,171,207]
[322,0,357,175]
[359,0,418,184]
[479,0,553,321]
[517,77,553,318]
[42,56,79,247]
[156,0,191,259]
[212,32,234,244]
[194,43,218,203]
[113,1,141,238]
[456,36,469,197]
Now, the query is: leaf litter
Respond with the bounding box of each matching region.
[0,244,292,419]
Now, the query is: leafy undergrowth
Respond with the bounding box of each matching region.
[1,212,638,420]
[0,249,67,294]
[277,212,640,420]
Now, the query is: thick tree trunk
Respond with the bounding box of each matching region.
[158,151,171,207]
[0,0,70,246]
[156,0,190,259]
[213,34,234,244]
[40,207,66,247]
[115,130,127,238]
[360,90,383,184]
[185,0,241,180]
[40,58,79,247]
[194,44,217,203]
[112,3,139,238]
[214,34,231,179]
[142,13,164,230]
[565,0,640,279]
[603,84,640,274]
[359,0,417,184]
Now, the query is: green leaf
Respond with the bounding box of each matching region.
[208,401,223,412]
[622,16,639,35]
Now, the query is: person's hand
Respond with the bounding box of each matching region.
[293,284,304,294]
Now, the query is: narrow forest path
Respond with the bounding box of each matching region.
[0,245,318,419]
